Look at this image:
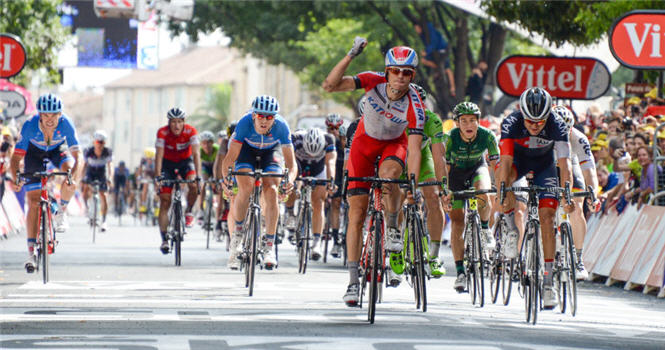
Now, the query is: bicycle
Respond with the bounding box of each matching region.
[554,186,595,316]
[488,213,515,306]
[294,176,331,274]
[87,180,103,243]
[341,168,411,324]
[448,185,496,308]
[115,186,127,226]
[18,165,72,284]
[202,179,217,249]
[227,167,287,297]
[160,173,199,266]
[500,173,570,325]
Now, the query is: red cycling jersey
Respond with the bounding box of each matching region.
[155,124,199,162]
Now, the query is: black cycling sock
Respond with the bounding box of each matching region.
[481,220,489,229]
[286,206,294,215]
[331,228,339,241]
[160,231,168,242]
[455,260,464,276]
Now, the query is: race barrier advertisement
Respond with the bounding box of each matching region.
[584,204,665,298]
[1,181,27,236]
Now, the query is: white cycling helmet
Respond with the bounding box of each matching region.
[93,130,108,142]
[167,107,186,119]
[303,128,326,157]
[200,130,215,142]
[519,87,552,122]
[552,105,575,132]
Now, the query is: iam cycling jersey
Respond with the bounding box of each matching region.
[155,124,199,162]
[445,126,499,170]
[500,111,570,206]
[292,129,336,177]
[354,71,425,140]
[84,146,112,170]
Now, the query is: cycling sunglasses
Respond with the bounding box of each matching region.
[255,113,275,120]
[524,119,546,127]
[387,67,415,77]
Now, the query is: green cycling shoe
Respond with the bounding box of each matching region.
[389,252,405,274]
[428,257,446,278]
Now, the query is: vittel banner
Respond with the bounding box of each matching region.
[610,10,665,69]
[495,55,611,100]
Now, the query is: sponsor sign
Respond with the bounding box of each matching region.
[610,10,665,69]
[0,34,27,79]
[625,83,655,95]
[495,55,611,100]
[0,90,26,118]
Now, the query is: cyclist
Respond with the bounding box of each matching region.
[214,123,236,243]
[81,130,114,232]
[389,84,447,285]
[552,105,599,281]
[154,107,202,254]
[221,96,297,270]
[323,38,425,306]
[284,128,337,261]
[9,93,82,272]
[496,87,575,309]
[198,130,219,223]
[138,147,156,215]
[440,102,499,292]
[113,160,130,216]
[324,114,346,258]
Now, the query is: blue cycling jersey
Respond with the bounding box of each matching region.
[15,114,80,156]
[231,112,292,150]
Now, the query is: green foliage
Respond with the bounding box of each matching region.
[189,83,232,133]
[0,0,69,86]
[503,32,550,56]
[576,1,665,45]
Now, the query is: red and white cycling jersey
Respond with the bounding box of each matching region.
[155,124,199,162]
[354,71,425,140]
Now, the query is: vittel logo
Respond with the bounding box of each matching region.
[610,11,665,69]
[0,34,27,79]
[0,43,15,71]
[505,63,584,92]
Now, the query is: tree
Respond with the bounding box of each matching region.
[0,0,69,87]
[189,83,232,132]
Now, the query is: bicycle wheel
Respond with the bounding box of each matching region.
[40,203,50,284]
[464,226,475,304]
[303,206,311,274]
[490,219,503,304]
[502,258,514,306]
[473,215,485,307]
[562,222,577,316]
[92,195,99,243]
[368,212,382,324]
[527,221,540,325]
[413,211,428,312]
[174,203,182,266]
[205,188,213,249]
[248,208,260,297]
[297,206,307,273]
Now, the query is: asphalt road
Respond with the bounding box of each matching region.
[1,215,664,350]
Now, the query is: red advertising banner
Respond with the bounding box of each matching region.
[610,10,665,69]
[495,55,611,100]
[0,34,27,79]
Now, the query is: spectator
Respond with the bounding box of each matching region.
[634,133,649,149]
[606,116,623,137]
[628,146,663,209]
[591,138,611,171]
[466,61,488,104]
[414,22,455,97]
[657,130,665,156]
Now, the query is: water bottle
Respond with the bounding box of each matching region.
[50,201,59,215]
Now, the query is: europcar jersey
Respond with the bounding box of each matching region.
[499,111,570,161]
[14,114,80,156]
[232,112,292,149]
[84,146,112,169]
[354,71,425,140]
[292,129,336,164]
[155,124,199,162]
[445,126,499,169]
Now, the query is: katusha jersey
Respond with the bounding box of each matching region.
[232,112,292,149]
[14,114,80,156]
[499,111,570,162]
[155,124,199,162]
[292,129,336,164]
[354,71,425,140]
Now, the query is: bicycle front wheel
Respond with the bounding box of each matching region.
[472,215,485,307]
[174,204,183,266]
[248,208,260,297]
[562,222,577,316]
[413,211,428,312]
[502,258,514,306]
[368,212,382,324]
[40,203,50,284]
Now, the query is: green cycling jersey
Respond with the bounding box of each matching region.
[200,143,219,164]
[444,126,499,169]
[404,110,444,181]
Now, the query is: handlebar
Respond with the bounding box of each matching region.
[18,170,72,185]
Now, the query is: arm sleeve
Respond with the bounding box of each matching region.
[155,129,166,148]
[486,129,500,161]
[325,134,335,153]
[574,132,595,171]
[63,118,80,151]
[406,89,426,135]
[189,126,200,145]
[425,111,445,144]
[279,120,292,146]
[354,71,386,92]
[553,118,571,160]
[499,117,516,157]
[232,117,249,144]
[14,121,30,154]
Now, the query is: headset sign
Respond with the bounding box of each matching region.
[0,34,27,79]
[610,10,665,69]
[495,55,611,100]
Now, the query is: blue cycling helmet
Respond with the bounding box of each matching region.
[251,95,279,115]
[37,93,63,114]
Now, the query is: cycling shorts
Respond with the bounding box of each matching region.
[160,158,195,194]
[23,143,73,192]
[449,162,491,210]
[234,143,282,173]
[399,145,435,184]
[202,162,214,178]
[347,131,407,196]
[513,157,558,209]
[83,169,109,191]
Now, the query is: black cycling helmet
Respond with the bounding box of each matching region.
[519,87,552,122]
